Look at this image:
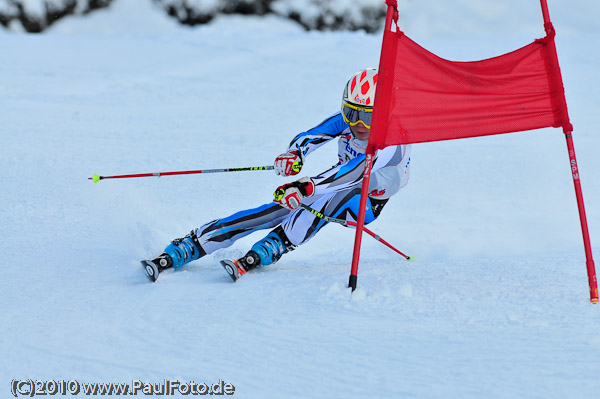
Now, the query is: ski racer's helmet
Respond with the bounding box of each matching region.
[341,68,378,128]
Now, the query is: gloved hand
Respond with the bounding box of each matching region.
[274,150,303,176]
[273,177,315,210]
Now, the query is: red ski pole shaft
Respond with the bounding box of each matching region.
[346,221,411,260]
[89,165,274,183]
[300,204,411,260]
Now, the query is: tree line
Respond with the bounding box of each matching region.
[0,0,386,33]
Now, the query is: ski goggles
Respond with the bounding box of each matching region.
[342,102,373,129]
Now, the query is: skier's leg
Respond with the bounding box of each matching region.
[144,202,290,281]
[142,229,206,281]
[224,189,388,276]
[194,202,290,256]
[164,202,290,268]
[220,225,294,281]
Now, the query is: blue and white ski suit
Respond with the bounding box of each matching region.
[194,111,411,258]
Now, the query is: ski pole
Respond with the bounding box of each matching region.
[300,204,412,260]
[88,165,274,183]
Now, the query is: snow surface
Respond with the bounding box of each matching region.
[1,1,599,398]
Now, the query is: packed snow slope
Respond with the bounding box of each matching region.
[1,1,599,398]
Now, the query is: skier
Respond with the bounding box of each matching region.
[142,68,411,282]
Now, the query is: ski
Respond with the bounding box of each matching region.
[141,260,160,282]
[220,259,247,282]
[141,253,173,282]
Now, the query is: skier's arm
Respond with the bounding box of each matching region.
[274,112,348,177]
[286,112,348,158]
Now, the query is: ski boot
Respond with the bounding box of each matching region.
[142,230,206,282]
[220,226,295,282]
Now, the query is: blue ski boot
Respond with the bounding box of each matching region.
[142,230,206,282]
[220,226,295,282]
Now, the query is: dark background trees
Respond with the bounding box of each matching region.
[0,0,386,33]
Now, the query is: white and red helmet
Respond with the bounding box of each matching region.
[342,68,378,107]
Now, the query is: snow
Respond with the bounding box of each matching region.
[1,1,599,398]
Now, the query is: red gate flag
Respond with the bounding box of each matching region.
[368,32,567,148]
[349,0,598,303]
